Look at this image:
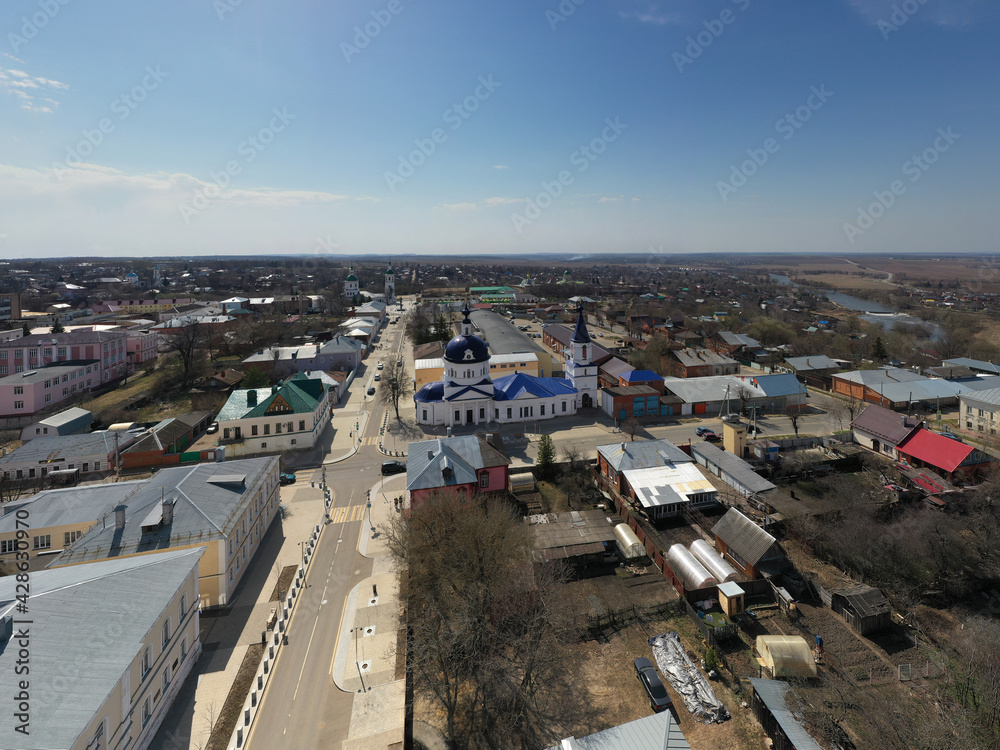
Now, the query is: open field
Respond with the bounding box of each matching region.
[792,273,891,291]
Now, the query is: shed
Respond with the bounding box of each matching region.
[614,523,644,560]
[717,581,745,618]
[528,510,616,563]
[20,407,94,441]
[747,678,823,750]
[830,585,891,636]
[711,508,787,579]
[755,636,817,678]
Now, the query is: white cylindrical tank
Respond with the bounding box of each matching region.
[667,543,717,590]
[614,523,644,560]
[689,539,740,583]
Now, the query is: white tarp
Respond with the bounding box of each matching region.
[648,632,730,724]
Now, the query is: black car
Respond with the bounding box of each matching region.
[634,657,672,712]
[381,460,406,475]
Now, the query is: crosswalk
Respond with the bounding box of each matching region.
[361,436,380,446]
[329,504,367,524]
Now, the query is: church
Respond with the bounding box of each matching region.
[413,304,598,427]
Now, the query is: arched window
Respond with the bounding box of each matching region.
[582,345,587,360]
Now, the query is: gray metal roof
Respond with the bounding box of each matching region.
[0,429,142,467]
[850,405,921,444]
[669,348,737,368]
[529,510,616,559]
[0,361,100,386]
[834,367,925,386]
[747,374,807,398]
[51,457,276,566]
[468,310,547,356]
[783,355,840,372]
[747,679,823,750]
[597,439,692,472]
[959,387,1000,407]
[663,375,759,404]
[0,548,205,750]
[711,508,777,566]
[545,710,690,750]
[599,357,635,379]
[406,436,509,491]
[943,357,1000,375]
[34,406,93,428]
[693,442,777,496]
[955,376,1000,393]
[0,481,146,533]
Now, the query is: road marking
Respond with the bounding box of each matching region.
[293,611,323,702]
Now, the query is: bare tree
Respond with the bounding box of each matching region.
[558,446,597,510]
[160,322,208,387]
[381,493,574,750]
[377,358,413,420]
[784,405,802,437]
[621,416,641,441]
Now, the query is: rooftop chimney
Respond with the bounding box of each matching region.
[114,505,126,530]
[162,496,175,525]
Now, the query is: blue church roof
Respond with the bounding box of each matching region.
[414,382,445,403]
[493,373,577,401]
[444,334,490,364]
[570,305,591,344]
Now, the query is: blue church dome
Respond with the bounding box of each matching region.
[444,334,490,364]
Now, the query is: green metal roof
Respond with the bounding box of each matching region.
[218,372,326,421]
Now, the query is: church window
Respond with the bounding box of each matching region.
[540,405,545,416]
[582,345,587,360]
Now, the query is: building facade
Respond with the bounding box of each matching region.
[0,330,128,383]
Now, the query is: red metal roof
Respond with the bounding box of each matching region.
[897,430,974,473]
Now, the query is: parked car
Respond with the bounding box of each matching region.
[206,422,219,434]
[633,657,672,712]
[381,460,406,475]
[367,386,376,396]
[279,472,296,485]
[374,374,381,381]
[695,426,712,436]
[703,432,721,442]
[377,362,384,370]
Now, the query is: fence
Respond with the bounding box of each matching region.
[584,600,683,637]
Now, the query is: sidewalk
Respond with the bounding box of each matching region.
[332,473,408,750]
[150,477,328,750]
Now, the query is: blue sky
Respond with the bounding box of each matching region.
[0,0,998,258]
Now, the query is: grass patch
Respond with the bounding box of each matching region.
[537,481,571,513]
[206,642,264,750]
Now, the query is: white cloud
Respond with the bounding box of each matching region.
[599,196,622,203]
[439,202,478,211]
[437,197,524,211]
[615,1,685,26]
[492,165,508,170]
[0,65,68,113]
[632,197,641,202]
[483,196,523,206]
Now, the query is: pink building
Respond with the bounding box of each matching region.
[0,330,128,384]
[0,361,101,417]
[405,434,511,510]
[126,330,159,365]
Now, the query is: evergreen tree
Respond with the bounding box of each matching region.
[51,319,65,334]
[872,336,888,361]
[536,434,556,481]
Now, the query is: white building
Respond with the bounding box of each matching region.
[414,304,586,428]
[216,372,331,457]
[344,267,360,299]
[384,261,396,303]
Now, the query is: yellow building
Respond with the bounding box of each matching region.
[0,456,280,608]
[414,351,540,388]
[0,547,205,750]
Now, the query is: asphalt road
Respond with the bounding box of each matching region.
[247,308,408,750]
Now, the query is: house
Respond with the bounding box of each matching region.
[38,457,280,608]
[941,356,1000,376]
[748,678,823,750]
[546,709,690,750]
[119,412,213,471]
[126,329,159,365]
[601,385,666,421]
[596,439,693,496]
[215,372,331,458]
[779,355,842,377]
[708,331,762,357]
[597,356,634,388]
[0,548,205,750]
[242,335,366,376]
[670,330,703,347]
[621,463,718,520]
[20,406,93,441]
[711,507,786,579]
[832,367,964,409]
[0,429,142,482]
[830,585,891,636]
[405,434,511,508]
[618,369,665,392]
[895,429,990,481]
[850,404,922,458]
[662,347,739,378]
[959,388,1000,436]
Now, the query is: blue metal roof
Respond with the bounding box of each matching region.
[750,373,807,398]
[570,305,591,344]
[492,372,576,400]
[622,369,664,383]
[414,381,444,402]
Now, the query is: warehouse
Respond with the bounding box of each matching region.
[691,441,776,499]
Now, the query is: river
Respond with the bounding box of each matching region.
[769,273,943,340]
